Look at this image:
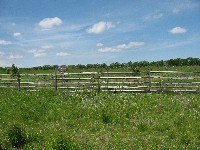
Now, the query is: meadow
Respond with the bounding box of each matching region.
[0,88,200,149]
[0,64,200,149]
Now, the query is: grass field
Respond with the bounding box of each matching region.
[1,65,200,74]
[18,66,200,74]
[1,89,200,149]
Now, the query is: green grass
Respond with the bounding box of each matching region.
[0,89,200,149]
[1,65,200,74]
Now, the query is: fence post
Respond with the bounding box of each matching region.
[106,67,109,92]
[97,71,101,93]
[17,73,20,91]
[55,74,57,91]
[147,69,151,92]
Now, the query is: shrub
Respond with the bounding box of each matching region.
[0,141,3,150]
[52,136,78,150]
[10,64,20,77]
[180,133,191,145]
[102,113,112,124]
[7,125,27,148]
[137,123,148,132]
[0,133,10,149]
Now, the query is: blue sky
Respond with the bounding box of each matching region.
[0,0,200,67]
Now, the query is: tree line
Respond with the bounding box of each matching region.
[65,57,200,70]
[76,57,200,69]
[0,57,200,72]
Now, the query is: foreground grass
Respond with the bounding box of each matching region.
[0,89,200,149]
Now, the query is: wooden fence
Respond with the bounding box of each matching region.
[0,70,200,93]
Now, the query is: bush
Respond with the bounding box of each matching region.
[102,113,112,124]
[0,141,3,150]
[9,64,20,77]
[137,123,148,132]
[52,136,78,150]
[180,133,191,145]
[7,125,27,148]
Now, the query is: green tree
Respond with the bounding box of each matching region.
[11,64,19,77]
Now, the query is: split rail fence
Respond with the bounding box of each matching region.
[0,70,200,93]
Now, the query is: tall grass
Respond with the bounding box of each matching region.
[0,89,200,149]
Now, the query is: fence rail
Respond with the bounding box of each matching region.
[0,70,200,93]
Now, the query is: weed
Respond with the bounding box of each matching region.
[102,113,112,124]
[7,125,27,148]
[137,123,148,132]
[180,133,191,145]
[0,140,3,150]
[52,136,78,150]
[0,89,200,149]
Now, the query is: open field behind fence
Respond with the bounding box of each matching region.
[0,70,200,92]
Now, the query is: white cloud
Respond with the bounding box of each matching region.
[56,52,70,56]
[11,23,16,26]
[96,43,104,47]
[28,49,46,57]
[38,17,63,29]
[13,32,21,37]
[0,40,12,45]
[34,52,46,57]
[144,13,164,20]
[171,1,199,14]
[0,51,5,57]
[172,8,180,14]
[147,36,199,51]
[9,54,23,59]
[41,45,54,49]
[153,13,163,19]
[98,47,120,53]
[169,27,187,34]
[86,21,114,34]
[98,41,145,53]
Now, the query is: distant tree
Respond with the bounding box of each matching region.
[43,65,53,70]
[110,62,121,69]
[77,64,85,69]
[100,63,107,68]
[68,65,76,70]
[6,67,10,74]
[86,64,94,69]
[53,65,58,70]
[10,64,19,77]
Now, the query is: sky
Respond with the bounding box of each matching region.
[0,0,200,67]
